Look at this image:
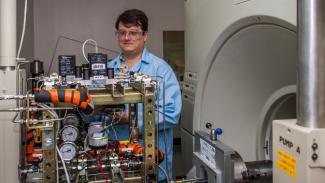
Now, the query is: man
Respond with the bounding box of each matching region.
[107,9,182,182]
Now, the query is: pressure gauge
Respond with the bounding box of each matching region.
[61,125,79,142]
[62,114,80,126]
[59,142,77,161]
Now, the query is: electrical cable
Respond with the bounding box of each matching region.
[157,164,171,183]
[155,80,160,175]
[34,104,68,183]
[76,164,87,183]
[47,35,119,74]
[97,154,108,183]
[36,103,58,118]
[17,0,28,59]
[56,111,61,183]
[56,145,71,183]
[56,127,60,183]
[34,104,62,183]
[162,78,169,179]
[105,120,118,140]
[128,106,137,142]
[82,39,98,63]
[152,75,169,180]
[110,110,123,140]
[84,134,89,152]
[111,124,118,140]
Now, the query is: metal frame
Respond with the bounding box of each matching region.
[3,76,158,182]
[88,81,157,182]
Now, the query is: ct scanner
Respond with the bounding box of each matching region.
[181,0,297,173]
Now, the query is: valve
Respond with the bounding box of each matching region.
[215,128,223,140]
[206,122,223,141]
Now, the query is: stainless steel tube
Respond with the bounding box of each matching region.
[297,0,325,128]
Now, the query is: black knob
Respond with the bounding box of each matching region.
[206,122,212,129]
[312,143,318,151]
[312,153,318,161]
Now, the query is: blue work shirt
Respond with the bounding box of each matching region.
[107,48,182,181]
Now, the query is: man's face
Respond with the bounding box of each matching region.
[117,22,147,55]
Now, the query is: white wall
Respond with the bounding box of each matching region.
[33,0,185,74]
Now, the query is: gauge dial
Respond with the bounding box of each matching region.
[61,125,79,142]
[62,114,80,126]
[59,142,77,161]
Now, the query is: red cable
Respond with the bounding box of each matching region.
[97,154,108,183]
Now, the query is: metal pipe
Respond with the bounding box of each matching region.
[0,107,74,112]
[242,160,272,183]
[87,176,143,183]
[297,0,325,128]
[0,95,33,100]
[0,0,16,69]
[176,178,208,183]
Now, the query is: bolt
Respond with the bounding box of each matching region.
[210,129,216,141]
[312,143,318,151]
[312,153,318,161]
[45,138,53,145]
[206,122,212,129]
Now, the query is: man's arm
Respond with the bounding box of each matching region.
[155,65,182,130]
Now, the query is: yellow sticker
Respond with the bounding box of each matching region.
[119,140,130,145]
[276,150,297,178]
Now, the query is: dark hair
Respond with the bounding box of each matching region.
[115,9,148,32]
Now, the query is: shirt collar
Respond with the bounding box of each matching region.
[140,48,150,64]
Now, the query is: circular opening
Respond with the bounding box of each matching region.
[147,132,153,136]
[148,111,152,115]
[197,18,297,161]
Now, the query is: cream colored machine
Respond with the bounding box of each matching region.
[182,0,297,173]
[185,0,325,182]
[273,1,325,182]
[273,120,325,183]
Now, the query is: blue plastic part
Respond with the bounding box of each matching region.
[215,128,223,136]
